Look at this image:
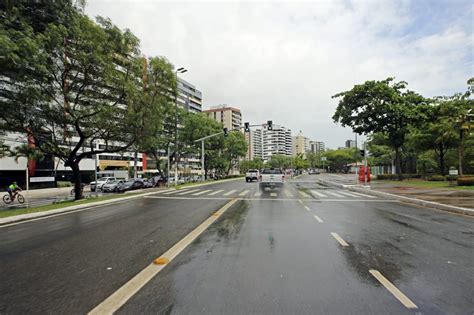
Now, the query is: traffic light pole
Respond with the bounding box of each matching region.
[364,142,368,186]
[195,131,225,182]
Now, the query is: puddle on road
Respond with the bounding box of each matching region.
[341,241,404,286]
[208,200,249,241]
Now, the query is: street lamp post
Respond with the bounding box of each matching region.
[174,67,187,186]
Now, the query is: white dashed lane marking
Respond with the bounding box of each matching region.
[331,232,349,247]
[313,215,323,223]
[298,191,311,198]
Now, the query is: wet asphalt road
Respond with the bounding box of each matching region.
[1,176,473,314]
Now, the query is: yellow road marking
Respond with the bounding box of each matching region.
[369,270,418,309]
[330,232,349,247]
[88,199,239,315]
[313,215,323,223]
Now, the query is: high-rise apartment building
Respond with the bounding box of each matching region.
[177,77,202,113]
[310,141,325,153]
[245,129,263,160]
[203,105,242,130]
[292,131,312,157]
[262,124,292,162]
[345,140,356,148]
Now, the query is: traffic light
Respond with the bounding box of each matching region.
[267,120,273,131]
[244,122,250,132]
[223,127,228,137]
[359,149,365,157]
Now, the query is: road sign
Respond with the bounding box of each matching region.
[30,176,55,183]
[321,157,327,161]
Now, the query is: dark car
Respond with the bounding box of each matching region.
[142,179,154,188]
[116,179,144,192]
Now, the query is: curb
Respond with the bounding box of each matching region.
[317,179,474,216]
[0,177,243,226]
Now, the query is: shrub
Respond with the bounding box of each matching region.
[457,177,474,186]
[57,181,72,187]
[427,175,446,181]
[446,175,458,181]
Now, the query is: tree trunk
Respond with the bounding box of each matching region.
[438,142,446,176]
[70,161,83,201]
[459,130,464,176]
[395,146,402,180]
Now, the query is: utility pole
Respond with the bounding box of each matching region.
[364,141,368,186]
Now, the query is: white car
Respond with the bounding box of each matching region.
[259,168,285,189]
[245,169,259,182]
[90,177,116,191]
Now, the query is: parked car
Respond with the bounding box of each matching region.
[90,177,116,192]
[116,179,145,193]
[309,169,321,175]
[142,179,154,188]
[150,176,167,187]
[102,180,124,192]
[246,169,259,182]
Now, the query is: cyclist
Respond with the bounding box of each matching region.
[7,182,22,201]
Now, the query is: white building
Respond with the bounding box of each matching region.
[245,129,263,160]
[262,124,292,162]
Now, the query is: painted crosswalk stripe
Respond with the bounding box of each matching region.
[238,190,250,196]
[311,190,327,197]
[349,191,376,199]
[163,189,188,195]
[313,215,324,223]
[208,190,224,196]
[223,190,237,196]
[177,189,200,195]
[254,191,262,197]
[284,191,293,197]
[193,189,212,196]
[338,191,360,198]
[327,191,344,198]
[331,232,349,247]
[304,205,311,211]
[153,189,174,194]
[298,191,311,198]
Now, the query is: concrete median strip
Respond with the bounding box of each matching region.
[88,198,239,315]
[318,178,474,216]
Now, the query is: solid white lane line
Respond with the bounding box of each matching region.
[254,191,262,197]
[304,205,311,211]
[311,190,327,197]
[298,191,311,198]
[284,191,294,197]
[208,189,224,196]
[313,215,323,223]
[369,270,418,309]
[223,190,237,196]
[338,191,360,198]
[177,189,200,195]
[349,191,376,198]
[238,190,250,196]
[327,191,344,198]
[270,192,277,197]
[330,232,349,247]
[88,199,239,315]
[192,189,212,196]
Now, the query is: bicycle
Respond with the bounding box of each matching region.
[3,192,25,204]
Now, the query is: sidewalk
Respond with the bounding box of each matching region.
[320,173,474,210]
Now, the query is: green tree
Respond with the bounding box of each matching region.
[323,149,354,172]
[306,152,320,169]
[266,154,291,169]
[1,5,146,199]
[332,78,426,179]
[294,153,310,170]
[223,132,248,174]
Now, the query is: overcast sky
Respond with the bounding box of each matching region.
[85,0,473,149]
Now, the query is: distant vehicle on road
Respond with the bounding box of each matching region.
[90,177,116,192]
[259,168,285,189]
[102,180,124,192]
[116,179,144,192]
[246,169,259,182]
[309,169,321,175]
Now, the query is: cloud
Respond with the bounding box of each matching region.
[85,0,472,148]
